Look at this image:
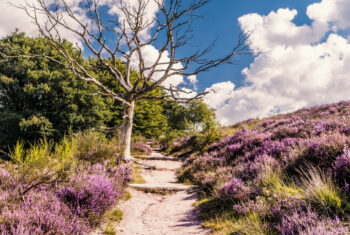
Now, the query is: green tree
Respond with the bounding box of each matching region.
[0,32,114,149]
[163,100,217,133]
[16,0,244,160]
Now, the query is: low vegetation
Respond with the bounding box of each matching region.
[174,101,350,234]
[0,130,132,233]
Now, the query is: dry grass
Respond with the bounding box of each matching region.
[131,165,146,184]
[299,166,342,212]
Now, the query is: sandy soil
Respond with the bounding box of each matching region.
[113,151,210,235]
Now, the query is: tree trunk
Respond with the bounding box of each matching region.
[120,100,135,161]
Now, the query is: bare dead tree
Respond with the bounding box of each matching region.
[11,0,247,160]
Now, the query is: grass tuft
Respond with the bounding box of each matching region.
[106,208,123,223]
[299,166,342,212]
[131,165,146,184]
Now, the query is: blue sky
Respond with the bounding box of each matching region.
[2,0,350,125]
[188,0,321,91]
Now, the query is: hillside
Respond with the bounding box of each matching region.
[177,101,350,234]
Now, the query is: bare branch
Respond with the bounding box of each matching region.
[10,0,248,104]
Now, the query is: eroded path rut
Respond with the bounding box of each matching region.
[115,151,209,235]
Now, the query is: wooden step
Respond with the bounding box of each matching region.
[136,155,179,161]
[129,183,191,194]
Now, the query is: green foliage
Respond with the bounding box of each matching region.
[8,138,76,196]
[103,226,116,235]
[163,100,217,134]
[227,212,266,235]
[106,208,123,223]
[133,95,168,138]
[0,32,219,148]
[73,130,121,164]
[0,32,113,149]
[260,164,304,199]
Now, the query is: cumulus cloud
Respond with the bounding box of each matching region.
[204,1,350,125]
[0,0,95,48]
[307,0,350,30]
[108,0,161,40]
[0,1,38,38]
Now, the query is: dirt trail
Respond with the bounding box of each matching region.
[114,151,209,235]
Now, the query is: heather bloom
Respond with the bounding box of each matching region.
[177,100,350,233]
[334,148,350,194]
[131,141,152,155]
[219,177,250,201]
[302,217,349,235]
[0,167,9,179]
[56,174,120,224]
[0,191,88,234]
[276,207,348,235]
[116,164,133,186]
[276,207,319,235]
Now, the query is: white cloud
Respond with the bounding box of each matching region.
[188,75,198,85]
[129,44,185,88]
[307,0,350,30]
[203,81,235,110]
[2,0,190,97]
[187,75,198,90]
[205,3,350,126]
[0,1,38,38]
[108,0,161,40]
[0,0,94,48]
[238,8,328,53]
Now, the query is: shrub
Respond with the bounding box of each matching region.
[7,139,75,196]
[276,208,319,235]
[276,207,348,235]
[219,177,251,202]
[0,191,88,234]
[334,148,350,195]
[131,141,152,155]
[303,217,349,235]
[301,135,349,169]
[56,165,122,226]
[73,130,121,164]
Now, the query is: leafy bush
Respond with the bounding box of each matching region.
[7,139,75,197]
[73,130,121,164]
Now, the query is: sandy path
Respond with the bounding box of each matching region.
[114,151,210,235]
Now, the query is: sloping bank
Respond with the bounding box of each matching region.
[174,101,350,234]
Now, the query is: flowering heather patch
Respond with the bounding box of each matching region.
[0,191,88,234]
[0,133,130,233]
[131,141,152,155]
[56,162,131,225]
[334,148,350,195]
[178,100,350,234]
[0,166,9,179]
[57,175,119,225]
[276,208,348,235]
[116,164,133,186]
[219,177,250,202]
